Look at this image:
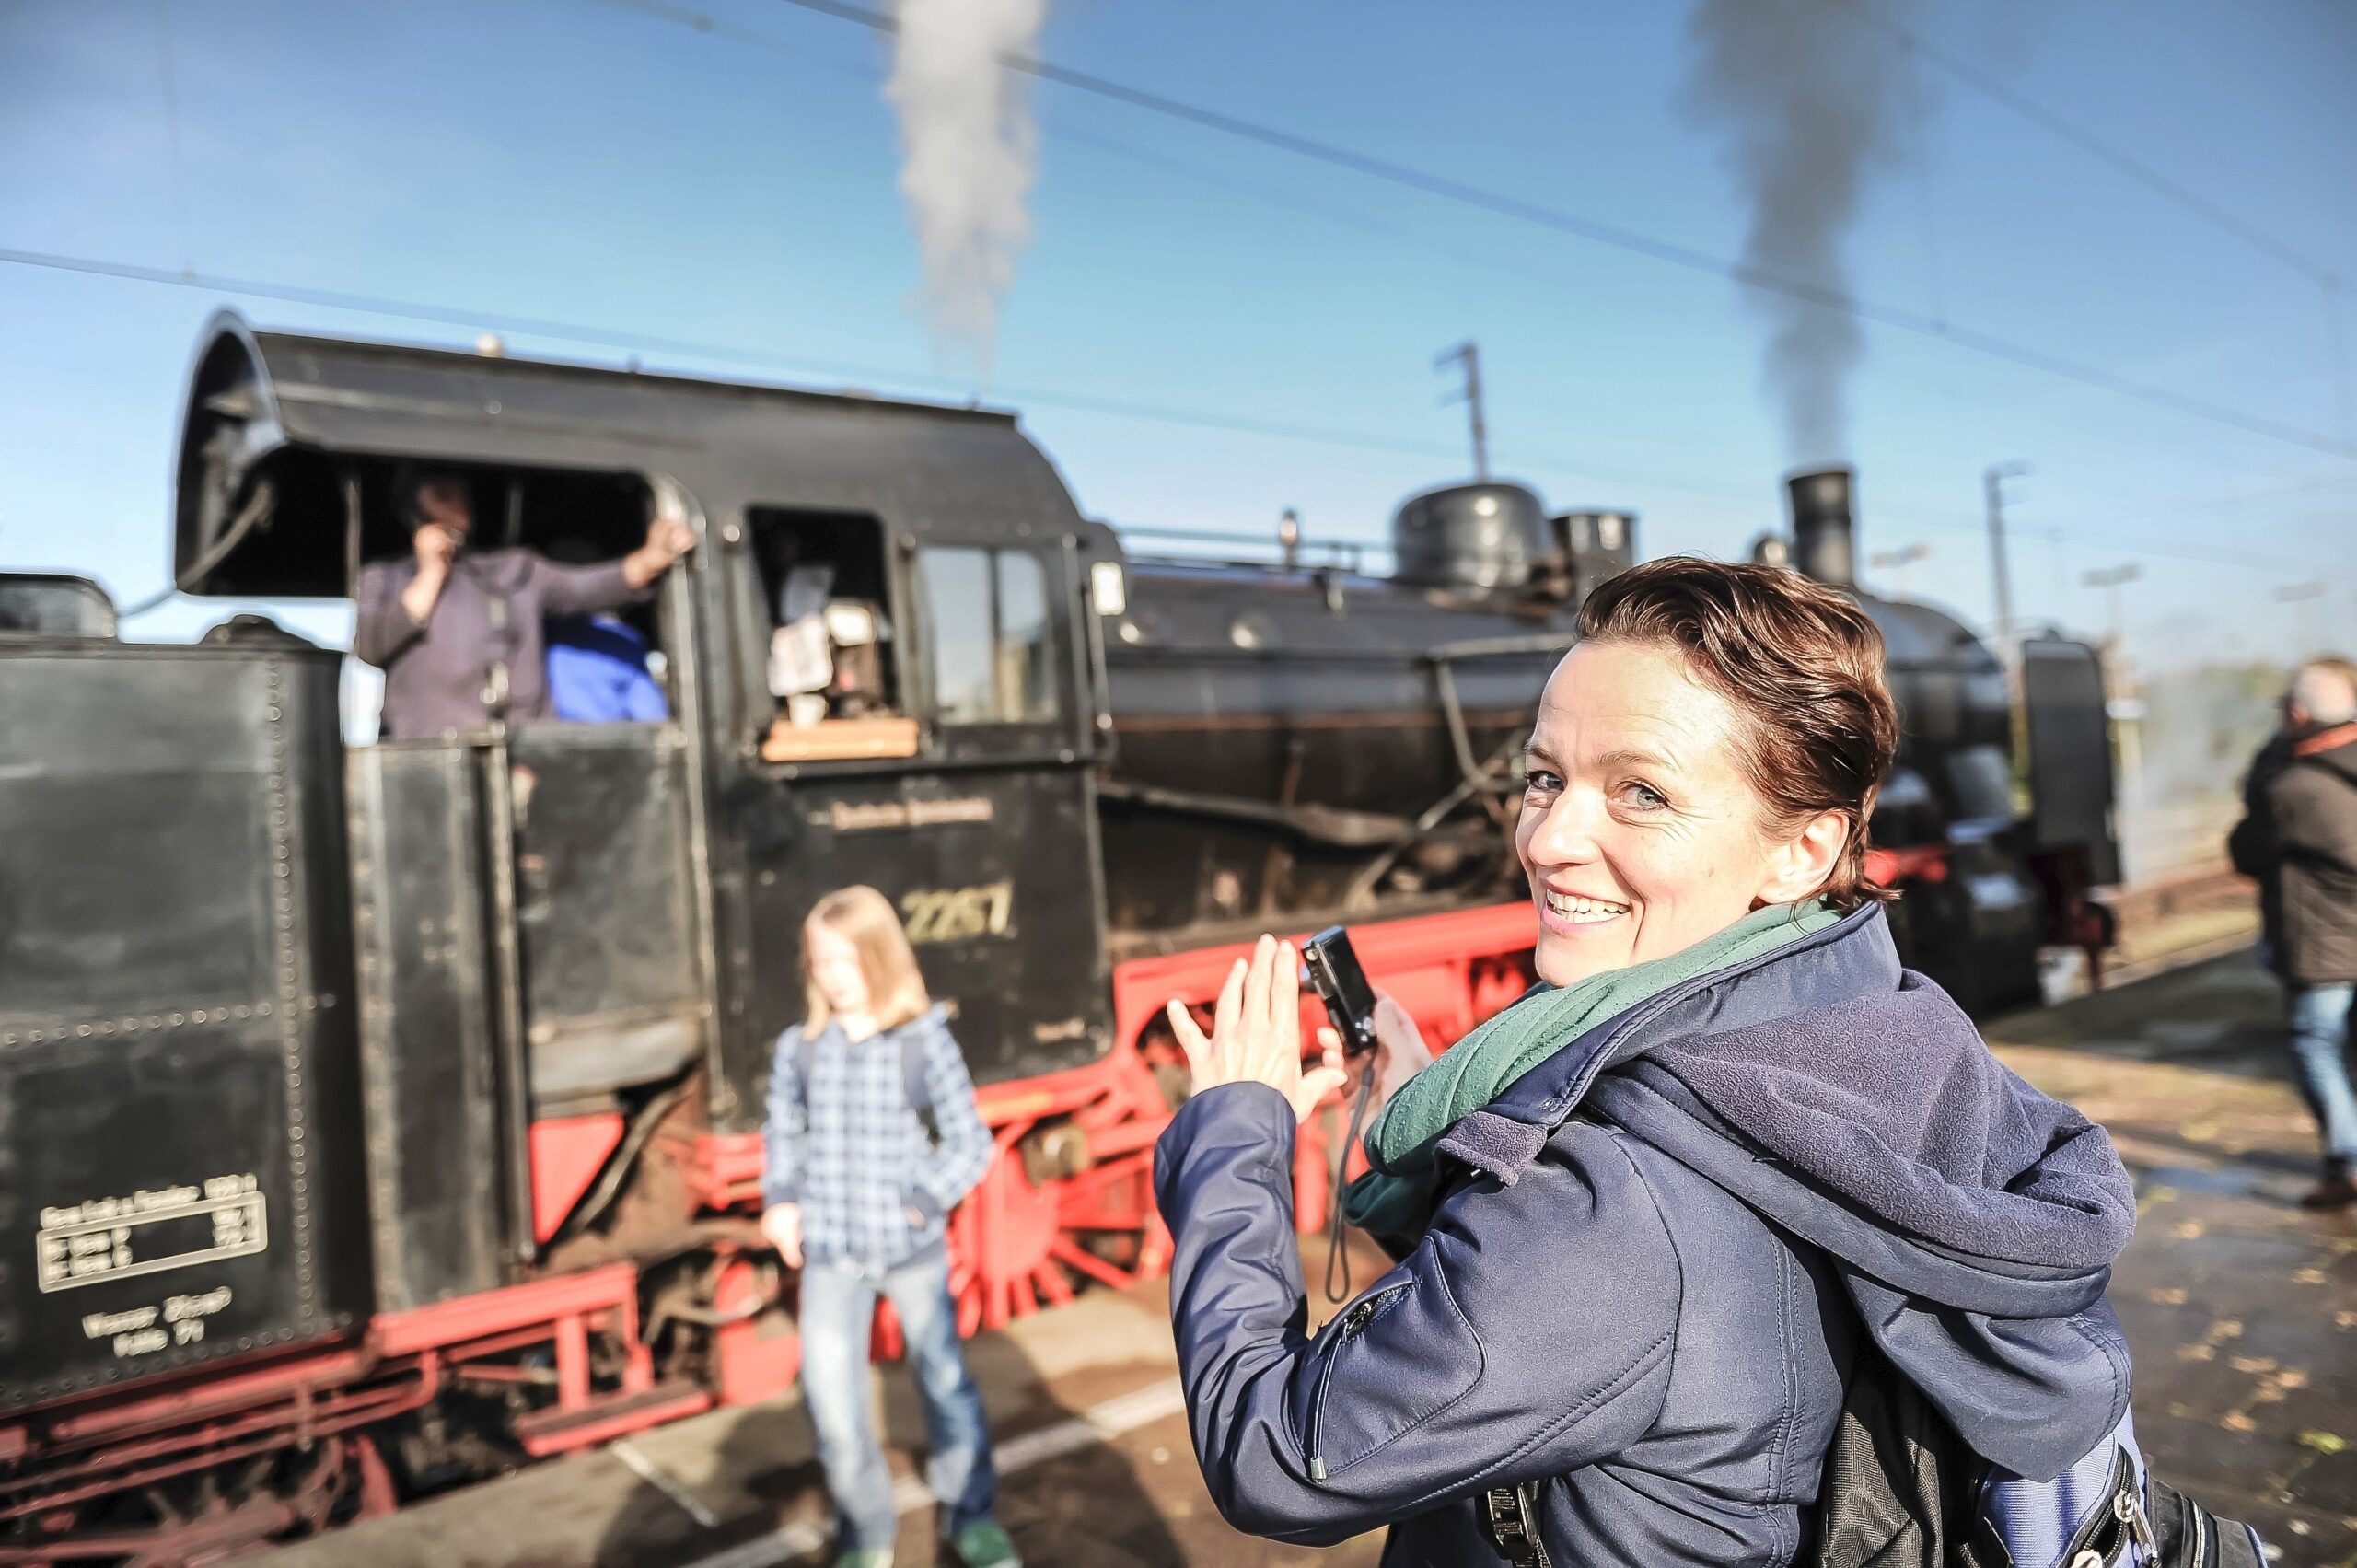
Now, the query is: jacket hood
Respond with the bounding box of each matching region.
[1445,905,2137,1479]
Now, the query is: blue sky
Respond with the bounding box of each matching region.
[3,0,2353,679]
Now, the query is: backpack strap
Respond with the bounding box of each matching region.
[901,1025,934,1121]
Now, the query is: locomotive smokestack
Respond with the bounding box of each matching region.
[1785,466,1856,589]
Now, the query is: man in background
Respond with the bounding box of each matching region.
[354,470,692,739]
[2229,697,2295,970]
[2231,656,2357,1208]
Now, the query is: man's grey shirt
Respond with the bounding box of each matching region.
[354,548,644,739]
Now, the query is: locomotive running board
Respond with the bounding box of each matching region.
[511,1379,714,1457]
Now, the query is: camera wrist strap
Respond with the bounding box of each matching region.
[1322,1069,1378,1305]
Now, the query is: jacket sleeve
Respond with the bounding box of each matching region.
[1154,1083,1680,1546]
[2273,768,2357,877]
[351,562,427,668]
[532,554,646,618]
[761,1029,807,1209]
[2226,810,2276,878]
[903,1026,997,1220]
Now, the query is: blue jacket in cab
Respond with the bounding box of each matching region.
[1154,905,2137,1567]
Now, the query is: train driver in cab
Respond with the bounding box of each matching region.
[353,469,694,740]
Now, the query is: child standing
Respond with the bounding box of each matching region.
[761,887,1018,1568]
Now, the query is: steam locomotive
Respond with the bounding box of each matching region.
[0,315,2116,1562]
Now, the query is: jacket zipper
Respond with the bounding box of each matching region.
[2060,1447,2154,1568]
[1306,1285,1405,1482]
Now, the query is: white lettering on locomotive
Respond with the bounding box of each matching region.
[35,1175,269,1293]
[817,796,995,832]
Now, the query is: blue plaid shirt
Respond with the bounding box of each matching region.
[761,1005,996,1266]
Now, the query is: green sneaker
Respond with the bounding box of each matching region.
[950,1520,1021,1568]
[832,1550,894,1568]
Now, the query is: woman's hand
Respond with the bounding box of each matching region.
[1166,935,1348,1125]
[1328,989,1434,1122]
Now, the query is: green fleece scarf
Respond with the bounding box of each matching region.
[1341,898,1840,1246]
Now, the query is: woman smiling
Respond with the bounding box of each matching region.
[1151,559,2139,1566]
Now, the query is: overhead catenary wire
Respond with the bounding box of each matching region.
[1830,0,2343,294]
[0,242,1778,524]
[1828,0,2354,439]
[753,0,2357,461]
[600,0,2345,479]
[8,239,2353,592]
[8,6,2345,488]
[9,0,2355,591]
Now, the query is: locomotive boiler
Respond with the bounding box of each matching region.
[1097,481,1620,940]
[0,315,2114,1563]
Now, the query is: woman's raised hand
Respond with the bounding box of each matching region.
[1167,935,1347,1125]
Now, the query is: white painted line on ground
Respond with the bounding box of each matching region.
[682,1376,1189,1568]
[612,1438,722,1530]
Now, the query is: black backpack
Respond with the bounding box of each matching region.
[1805,1344,2267,1568]
[1480,1343,2267,1568]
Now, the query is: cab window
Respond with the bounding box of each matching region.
[917,548,1060,725]
[746,507,918,763]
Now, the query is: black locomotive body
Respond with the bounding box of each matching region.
[0,316,2116,1561]
[0,642,371,1408]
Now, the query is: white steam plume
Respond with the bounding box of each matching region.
[885,0,1047,377]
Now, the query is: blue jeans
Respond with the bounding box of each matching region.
[798,1249,996,1551]
[2286,983,2357,1164]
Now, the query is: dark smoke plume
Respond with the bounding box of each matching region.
[1681,0,1922,464]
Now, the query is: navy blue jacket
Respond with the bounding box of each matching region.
[1153,906,2137,1566]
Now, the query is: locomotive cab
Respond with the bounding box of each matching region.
[152,312,1124,1303]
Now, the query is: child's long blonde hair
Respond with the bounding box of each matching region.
[801,885,932,1035]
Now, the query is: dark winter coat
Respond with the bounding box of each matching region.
[2228,731,2293,958]
[2265,730,2357,984]
[1153,905,2137,1567]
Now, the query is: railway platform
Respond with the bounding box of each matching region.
[263,939,2355,1568]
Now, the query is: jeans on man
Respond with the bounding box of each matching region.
[798,1249,996,1551]
[2285,982,2357,1165]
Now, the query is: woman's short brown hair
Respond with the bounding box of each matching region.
[1576,557,1900,911]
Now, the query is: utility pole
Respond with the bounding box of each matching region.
[1869,543,1930,598]
[1982,461,2029,651]
[2276,580,2328,657]
[1435,341,1489,481]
